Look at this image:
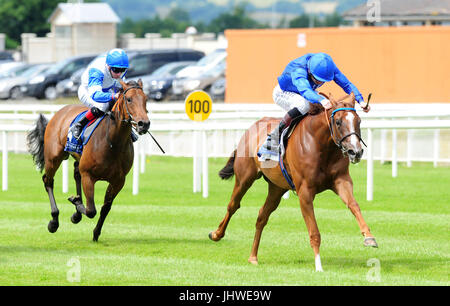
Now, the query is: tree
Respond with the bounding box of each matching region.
[207,5,264,33]
[289,14,311,28]
[0,0,100,49]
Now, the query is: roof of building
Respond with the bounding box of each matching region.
[48,3,121,24]
[343,0,450,21]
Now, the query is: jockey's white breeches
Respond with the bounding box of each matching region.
[272,84,311,115]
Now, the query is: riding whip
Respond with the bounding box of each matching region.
[147,131,166,154]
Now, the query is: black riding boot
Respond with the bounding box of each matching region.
[71,115,90,140]
[71,107,104,140]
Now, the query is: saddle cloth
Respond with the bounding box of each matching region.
[278,120,300,190]
[64,111,105,154]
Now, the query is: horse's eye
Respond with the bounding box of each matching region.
[127,98,132,103]
[336,119,342,126]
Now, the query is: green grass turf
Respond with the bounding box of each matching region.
[0,153,448,285]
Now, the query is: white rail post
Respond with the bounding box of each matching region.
[193,130,201,193]
[367,128,373,201]
[140,137,145,174]
[132,141,139,195]
[202,129,208,198]
[392,129,398,178]
[62,160,68,193]
[2,131,7,191]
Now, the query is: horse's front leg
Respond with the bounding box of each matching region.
[80,174,97,219]
[333,174,378,248]
[93,179,125,242]
[68,161,83,224]
[297,184,323,271]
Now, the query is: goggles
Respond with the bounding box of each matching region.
[110,67,127,74]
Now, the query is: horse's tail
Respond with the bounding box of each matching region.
[218,149,236,180]
[27,114,48,172]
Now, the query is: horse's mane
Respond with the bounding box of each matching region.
[125,80,140,87]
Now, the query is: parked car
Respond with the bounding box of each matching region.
[0,64,50,99]
[210,76,226,101]
[172,49,227,98]
[0,51,14,65]
[56,67,84,97]
[0,62,29,79]
[22,54,97,99]
[131,61,196,101]
[125,48,204,79]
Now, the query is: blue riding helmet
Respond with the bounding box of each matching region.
[308,53,336,83]
[106,49,129,68]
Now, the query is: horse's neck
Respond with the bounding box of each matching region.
[108,109,132,146]
[295,111,337,152]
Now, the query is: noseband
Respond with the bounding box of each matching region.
[325,107,366,153]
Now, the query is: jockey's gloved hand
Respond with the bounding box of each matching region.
[320,98,332,110]
[360,100,370,113]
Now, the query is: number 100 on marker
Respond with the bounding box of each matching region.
[185,90,213,122]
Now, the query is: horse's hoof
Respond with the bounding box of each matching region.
[364,237,378,248]
[86,209,97,219]
[68,195,81,205]
[47,220,59,233]
[208,231,221,242]
[71,212,82,224]
[248,257,258,265]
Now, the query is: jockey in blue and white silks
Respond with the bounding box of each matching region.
[258,52,370,162]
[70,48,129,140]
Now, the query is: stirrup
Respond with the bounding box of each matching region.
[257,148,279,162]
[71,124,83,140]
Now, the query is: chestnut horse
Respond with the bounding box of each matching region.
[27,80,150,241]
[209,92,377,271]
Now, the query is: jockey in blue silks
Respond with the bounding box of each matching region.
[70,48,129,140]
[258,52,370,162]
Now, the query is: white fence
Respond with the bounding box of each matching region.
[1,103,450,201]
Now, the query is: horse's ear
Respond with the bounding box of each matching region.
[137,78,143,88]
[349,92,356,107]
[119,80,127,90]
[349,92,355,101]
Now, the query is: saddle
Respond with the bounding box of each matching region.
[64,111,105,154]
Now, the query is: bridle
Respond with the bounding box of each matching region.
[106,85,146,148]
[324,107,366,153]
[111,85,144,125]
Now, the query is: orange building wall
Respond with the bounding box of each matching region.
[225,26,450,103]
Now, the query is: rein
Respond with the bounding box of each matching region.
[324,107,366,152]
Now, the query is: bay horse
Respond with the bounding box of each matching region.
[209,92,377,271]
[27,80,150,241]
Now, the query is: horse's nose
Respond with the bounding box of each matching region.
[348,149,363,160]
[137,120,150,134]
[357,149,364,159]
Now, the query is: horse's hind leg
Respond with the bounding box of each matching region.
[248,182,286,265]
[42,153,66,233]
[42,174,59,233]
[69,161,83,224]
[93,179,125,242]
[209,158,258,241]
